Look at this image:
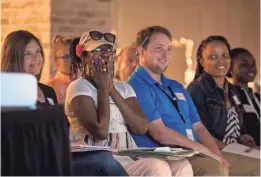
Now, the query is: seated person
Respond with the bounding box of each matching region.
[114,43,138,81]
[228,47,260,146]
[1,30,57,107]
[47,35,73,104]
[65,29,193,176]
[186,35,260,175]
[128,26,260,176]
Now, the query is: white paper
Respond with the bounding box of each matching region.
[222,143,260,159]
[154,147,172,152]
[71,145,117,153]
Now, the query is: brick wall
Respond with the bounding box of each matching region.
[1,0,51,82]
[1,0,113,82]
[50,0,112,78]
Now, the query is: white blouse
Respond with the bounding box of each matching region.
[65,77,137,147]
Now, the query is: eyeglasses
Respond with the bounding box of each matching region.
[135,36,149,56]
[91,48,116,55]
[89,31,116,44]
[56,55,71,60]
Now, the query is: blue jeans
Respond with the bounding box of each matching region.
[72,151,128,176]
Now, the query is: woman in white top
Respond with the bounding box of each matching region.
[65,30,193,176]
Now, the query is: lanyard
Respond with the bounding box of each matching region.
[155,83,189,129]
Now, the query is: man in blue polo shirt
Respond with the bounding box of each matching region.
[128,26,229,176]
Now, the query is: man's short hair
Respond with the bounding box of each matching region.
[136,26,172,49]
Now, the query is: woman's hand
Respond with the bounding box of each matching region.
[92,57,114,91]
[220,157,230,173]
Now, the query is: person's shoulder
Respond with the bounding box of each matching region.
[187,79,201,91]
[114,81,137,98]
[39,83,55,93]
[114,81,129,91]
[128,74,141,83]
[228,82,241,94]
[39,83,58,103]
[128,75,149,89]
[114,81,126,86]
[186,79,205,101]
[69,77,90,87]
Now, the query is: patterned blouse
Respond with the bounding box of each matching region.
[222,107,240,144]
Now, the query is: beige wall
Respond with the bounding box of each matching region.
[112,0,260,85]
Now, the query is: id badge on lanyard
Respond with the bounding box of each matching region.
[186,129,195,141]
[155,83,195,141]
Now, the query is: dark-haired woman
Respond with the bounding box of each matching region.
[229,48,260,146]
[186,36,260,176]
[1,30,57,107]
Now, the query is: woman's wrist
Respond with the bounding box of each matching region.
[97,88,110,93]
[239,134,255,145]
[109,85,117,94]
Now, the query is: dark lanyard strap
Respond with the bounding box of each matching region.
[155,83,189,129]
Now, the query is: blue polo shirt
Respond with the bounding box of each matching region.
[128,65,200,147]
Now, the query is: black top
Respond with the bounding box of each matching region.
[234,86,260,145]
[186,72,245,142]
[37,83,58,107]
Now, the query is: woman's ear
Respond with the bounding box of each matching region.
[199,58,204,68]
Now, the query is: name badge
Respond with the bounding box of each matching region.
[186,129,195,141]
[233,95,241,105]
[47,97,55,105]
[243,104,256,113]
[174,92,186,101]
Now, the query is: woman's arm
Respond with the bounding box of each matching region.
[109,87,148,135]
[212,137,227,150]
[71,88,110,140]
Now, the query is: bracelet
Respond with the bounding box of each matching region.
[243,138,255,145]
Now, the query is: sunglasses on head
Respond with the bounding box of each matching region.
[89,31,116,44]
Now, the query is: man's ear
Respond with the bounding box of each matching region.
[137,46,144,57]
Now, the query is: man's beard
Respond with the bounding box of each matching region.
[154,64,167,74]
